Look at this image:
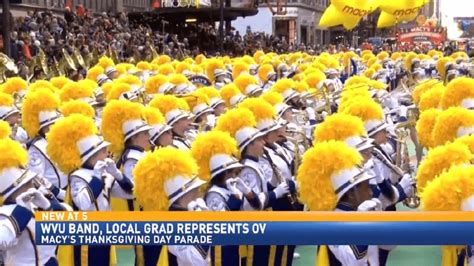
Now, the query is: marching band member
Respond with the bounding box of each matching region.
[0,138,71,266]
[220,83,247,109]
[47,114,133,266]
[198,86,227,117]
[234,74,264,98]
[325,68,343,93]
[258,64,277,90]
[243,97,302,264]
[298,141,381,266]
[149,94,194,150]
[191,130,256,266]
[431,107,474,147]
[101,99,151,205]
[239,98,298,199]
[341,96,417,265]
[214,68,232,89]
[134,147,208,266]
[421,164,474,266]
[216,107,292,265]
[22,88,68,202]
[0,92,28,145]
[142,106,174,149]
[439,77,474,110]
[186,92,216,132]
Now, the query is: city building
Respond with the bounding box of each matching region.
[232,0,329,45]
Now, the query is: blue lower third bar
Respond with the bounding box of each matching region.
[36,222,474,245]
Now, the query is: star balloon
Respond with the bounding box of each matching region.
[319,0,379,30]
[377,0,429,28]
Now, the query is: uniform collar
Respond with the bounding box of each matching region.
[125,145,144,152]
[169,204,187,211]
[336,201,357,211]
[242,155,259,162]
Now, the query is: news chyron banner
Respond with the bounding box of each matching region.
[36,212,474,246]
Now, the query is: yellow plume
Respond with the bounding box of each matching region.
[21,88,60,138]
[46,114,98,174]
[101,100,144,155]
[297,141,362,211]
[191,130,239,180]
[134,147,198,211]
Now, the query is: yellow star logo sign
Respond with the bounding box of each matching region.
[377,0,429,28]
[319,0,378,30]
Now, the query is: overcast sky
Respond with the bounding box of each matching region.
[439,0,472,21]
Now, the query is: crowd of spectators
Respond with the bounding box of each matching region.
[3,5,472,80]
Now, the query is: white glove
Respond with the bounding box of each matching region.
[93,160,107,177]
[187,198,208,211]
[273,182,290,199]
[104,158,123,181]
[187,200,198,211]
[321,111,328,119]
[16,188,37,210]
[399,105,408,119]
[357,199,382,211]
[374,173,385,184]
[195,198,208,211]
[206,114,216,128]
[235,177,252,195]
[305,107,316,121]
[398,173,414,197]
[226,178,242,196]
[29,190,51,210]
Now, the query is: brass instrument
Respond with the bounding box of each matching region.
[0,53,19,73]
[0,70,6,83]
[293,110,308,125]
[110,45,120,64]
[395,112,420,209]
[73,47,87,69]
[137,89,152,105]
[53,57,65,76]
[149,44,159,60]
[321,85,333,115]
[62,49,77,71]
[286,128,309,176]
[38,48,49,77]
[12,92,24,109]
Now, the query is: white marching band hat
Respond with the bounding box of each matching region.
[38,110,61,131]
[235,127,265,152]
[165,175,206,206]
[332,167,372,200]
[365,119,389,137]
[0,105,19,120]
[76,135,111,165]
[149,123,173,144]
[166,109,191,126]
[122,119,152,142]
[209,154,244,179]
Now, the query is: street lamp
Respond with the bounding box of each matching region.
[2,0,11,56]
